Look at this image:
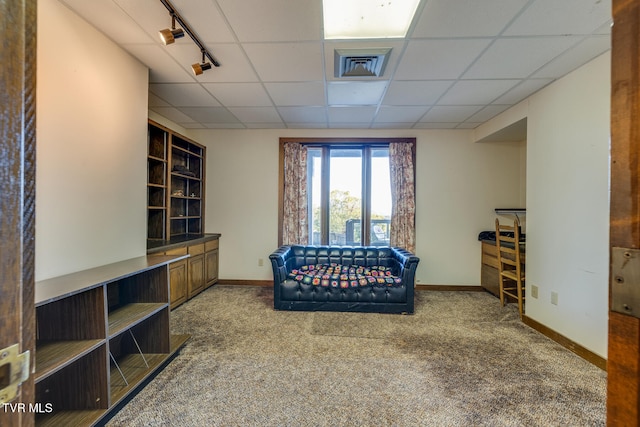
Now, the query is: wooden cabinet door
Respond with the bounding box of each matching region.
[188,254,205,298]
[169,259,188,309]
[205,249,219,287]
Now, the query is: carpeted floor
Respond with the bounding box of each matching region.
[106,286,607,427]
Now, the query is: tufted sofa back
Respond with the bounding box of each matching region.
[287,245,396,271]
[270,245,419,288]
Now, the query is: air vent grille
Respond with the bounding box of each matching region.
[334,48,392,78]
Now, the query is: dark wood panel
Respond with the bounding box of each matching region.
[35,345,109,411]
[608,0,640,425]
[0,0,37,425]
[37,286,105,341]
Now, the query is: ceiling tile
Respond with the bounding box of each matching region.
[420,106,483,122]
[178,107,240,124]
[328,107,377,123]
[160,43,259,83]
[60,0,156,44]
[327,81,388,106]
[216,0,322,42]
[168,0,236,43]
[244,122,287,129]
[375,106,428,122]
[278,107,327,123]
[287,123,328,129]
[202,83,272,107]
[395,39,492,80]
[244,43,324,82]
[149,107,197,124]
[412,0,529,37]
[227,107,283,123]
[463,37,581,79]
[148,92,171,107]
[503,0,612,36]
[371,122,416,129]
[438,80,520,105]
[492,79,553,104]
[532,35,611,79]
[413,122,459,129]
[203,122,246,129]
[264,82,325,106]
[383,80,453,105]
[465,105,511,123]
[456,122,483,129]
[123,44,195,84]
[149,83,221,107]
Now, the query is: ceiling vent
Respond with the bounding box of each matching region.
[334,48,392,78]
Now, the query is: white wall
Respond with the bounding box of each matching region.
[36,0,149,280]
[188,128,524,285]
[525,52,611,357]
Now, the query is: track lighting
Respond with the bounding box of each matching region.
[159,15,184,45]
[192,51,212,76]
[159,0,221,73]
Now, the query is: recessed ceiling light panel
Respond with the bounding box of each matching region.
[323,0,421,39]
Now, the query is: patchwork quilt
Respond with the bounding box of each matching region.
[288,263,403,288]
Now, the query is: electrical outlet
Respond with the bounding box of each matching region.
[258,258,264,267]
[551,291,558,305]
[531,285,539,299]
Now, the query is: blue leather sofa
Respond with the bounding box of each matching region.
[269,245,420,314]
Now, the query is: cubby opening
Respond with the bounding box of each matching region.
[107,267,168,338]
[35,346,109,427]
[109,311,170,403]
[35,286,105,382]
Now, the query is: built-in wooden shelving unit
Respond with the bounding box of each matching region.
[34,256,189,427]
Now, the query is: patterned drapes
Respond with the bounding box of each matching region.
[389,142,416,253]
[281,142,309,245]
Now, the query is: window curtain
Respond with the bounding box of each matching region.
[281,142,309,245]
[389,142,416,253]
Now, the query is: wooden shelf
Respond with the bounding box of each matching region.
[171,143,203,158]
[148,155,166,163]
[35,339,104,382]
[171,172,202,181]
[109,353,170,404]
[37,410,105,427]
[108,303,166,338]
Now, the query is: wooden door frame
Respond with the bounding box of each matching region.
[608,0,640,425]
[0,0,37,426]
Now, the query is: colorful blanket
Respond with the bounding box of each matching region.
[288,263,402,288]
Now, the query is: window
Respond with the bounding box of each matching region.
[279,138,416,250]
[308,144,391,246]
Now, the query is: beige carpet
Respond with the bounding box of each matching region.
[106,286,606,427]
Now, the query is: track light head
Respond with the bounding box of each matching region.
[192,61,212,76]
[159,27,184,45]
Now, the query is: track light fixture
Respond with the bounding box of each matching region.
[159,0,220,73]
[159,14,185,45]
[192,51,212,76]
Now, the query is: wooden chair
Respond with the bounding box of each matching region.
[495,218,525,318]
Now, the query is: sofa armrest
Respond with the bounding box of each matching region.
[391,247,420,287]
[269,245,292,285]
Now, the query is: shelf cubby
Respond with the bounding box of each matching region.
[35,346,109,427]
[35,286,105,382]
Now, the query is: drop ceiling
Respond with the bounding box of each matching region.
[59,0,612,130]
